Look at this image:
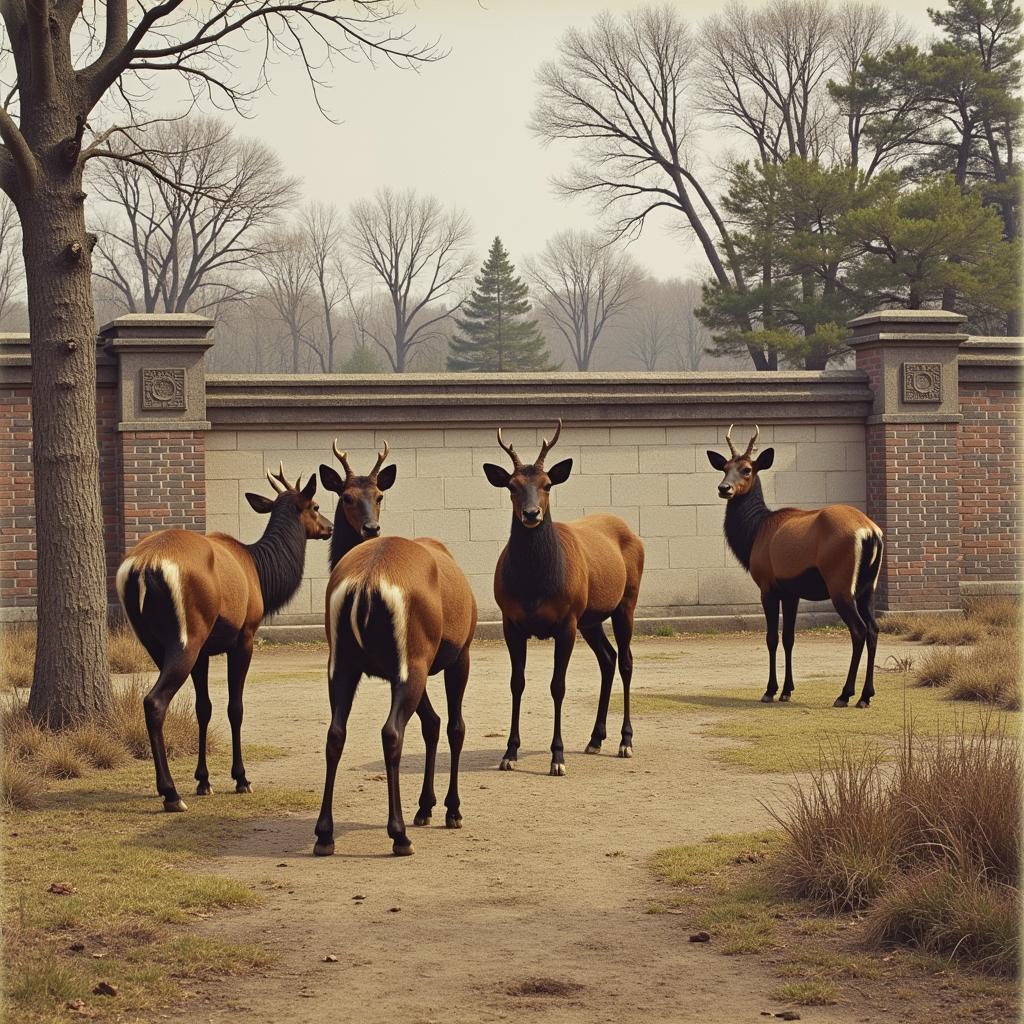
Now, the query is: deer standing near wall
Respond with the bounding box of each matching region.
[484,420,645,776]
[116,465,332,810]
[707,425,884,707]
[314,444,477,856]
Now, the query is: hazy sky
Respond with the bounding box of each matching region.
[231,0,937,280]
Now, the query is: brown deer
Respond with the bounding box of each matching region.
[318,439,397,567]
[313,506,477,857]
[116,464,332,811]
[707,425,884,708]
[483,420,644,776]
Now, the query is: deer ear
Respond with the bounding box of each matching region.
[547,458,573,485]
[245,492,275,514]
[483,463,511,488]
[376,464,397,491]
[300,475,317,500]
[319,464,344,493]
[754,448,775,472]
[706,450,728,471]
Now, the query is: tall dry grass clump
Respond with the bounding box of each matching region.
[107,623,153,673]
[879,596,1019,647]
[913,635,1022,710]
[772,723,1020,974]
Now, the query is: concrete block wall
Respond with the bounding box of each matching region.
[203,421,867,625]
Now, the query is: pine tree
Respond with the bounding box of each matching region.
[447,237,557,371]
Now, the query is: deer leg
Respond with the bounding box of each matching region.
[413,691,441,827]
[382,669,423,855]
[611,605,636,757]
[581,624,616,754]
[856,592,879,708]
[500,619,527,771]
[761,593,780,702]
[144,646,198,811]
[313,664,360,857]
[780,596,799,701]
[226,640,254,793]
[832,595,867,708]
[191,654,213,795]
[443,645,470,829]
[548,622,576,777]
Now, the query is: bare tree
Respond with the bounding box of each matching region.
[671,278,710,371]
[531,7,779,369]
[347,188,473,372]
[0,0,436,725]
[527,231,639,372]
[92,117,298,314]
[0,195,23,325]
[301,202,345,372]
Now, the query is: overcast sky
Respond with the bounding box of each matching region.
[231,0,937,281]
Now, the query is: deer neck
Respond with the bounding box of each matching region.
[724,479,772,571]
[329,518,364,571]
[247,505,308,617]
[503,514,566,612]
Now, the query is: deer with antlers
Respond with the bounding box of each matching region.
[116,464,332,811]
[314,445,477,857]
[707,425,884,708]
[483,420,644,776]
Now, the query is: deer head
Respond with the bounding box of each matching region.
[706,424,774,500]
[319,440,397,539]
[245,462,333,538]
[483,419,573,528]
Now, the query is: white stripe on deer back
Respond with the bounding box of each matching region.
[327,577,360,679]
[851,526,874,596]
[376,577,409,683]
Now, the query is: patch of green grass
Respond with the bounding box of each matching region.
[652,625,676,638]
[770,979,840,1005]
[652,831,778,887]
[147,935,274,977]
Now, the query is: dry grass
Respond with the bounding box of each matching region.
[0,754,44,810]
[913,636,1022,711]
[0,622,152,690]
[880,596,1019,646]
[772,722,1020,973]
[107,676,209,759]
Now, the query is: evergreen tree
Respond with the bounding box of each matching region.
[447,237,557,371]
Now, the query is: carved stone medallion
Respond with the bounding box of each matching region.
[141,368,187,411]
[902,362,941,404]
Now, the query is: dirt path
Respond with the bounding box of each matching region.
[172,634,911,1024]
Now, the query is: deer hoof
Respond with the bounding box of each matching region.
[549,762,567,777]
[856,699,871,709]
[313,839,335,857]
[445,814,463,830]
[760,693,775,703]
[392,838,415,856]
[413,812,431,827]
[618,745,633,758]
[235,782,252,794]
[498,758,516,771]
[163,797,188,813]
[779,693,791,703]
[584,743,601,754]
[833,697,850,708]
[195,782,213,796]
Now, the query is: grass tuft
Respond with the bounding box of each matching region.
[70,723,131,770]
[108,623,154,674]
[32,734,85,779]
[770,979,840,1005]
[0,754,44,810]
[913,636,1022,710]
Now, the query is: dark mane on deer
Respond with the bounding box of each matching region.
[501,506,566,614]
[723,476,772,571]
[246,495,310,615]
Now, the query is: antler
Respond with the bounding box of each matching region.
[535,419,562,470]
[725,424,738,458]
[496,427,523,470]
[266,460,291,494]
[332,439,355,480]
[369,440,390,481]
[742,425,760,459]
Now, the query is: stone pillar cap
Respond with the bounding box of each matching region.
[848,308,967,328]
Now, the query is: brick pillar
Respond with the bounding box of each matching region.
[100,315,213,607]
[848,309,968,611]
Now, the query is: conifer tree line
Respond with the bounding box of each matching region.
[0,0,1020,376]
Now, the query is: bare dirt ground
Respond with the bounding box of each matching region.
[167,632,936,1024]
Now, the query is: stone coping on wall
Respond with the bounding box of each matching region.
[958,337,1024,385]
[205,370,875,427]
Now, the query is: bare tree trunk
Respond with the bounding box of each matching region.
[22,165,111,726]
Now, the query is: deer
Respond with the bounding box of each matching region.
[317,439,397,566]
[116,464,332,811]
[707,425,885,708]
[482,420,644,777]
[313,454,477,858]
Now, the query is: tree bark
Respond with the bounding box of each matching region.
[22,165,111,726]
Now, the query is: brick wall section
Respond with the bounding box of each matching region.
[959,384,1021,582]
[119,431,206,551]
[0,386,34,611]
